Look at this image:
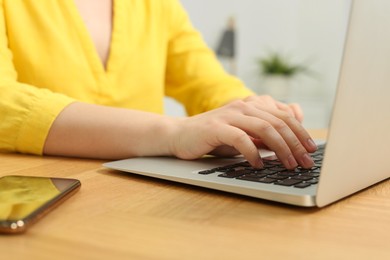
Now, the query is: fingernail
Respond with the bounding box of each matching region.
[302,153,314,168]
[287,154,298,169]
[307,138,318,150]
[257,159,264,169]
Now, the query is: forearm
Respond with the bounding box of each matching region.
[43,102,180,159]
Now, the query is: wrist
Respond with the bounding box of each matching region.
[134,115,184,157]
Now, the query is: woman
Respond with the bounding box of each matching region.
[0,0,317,169]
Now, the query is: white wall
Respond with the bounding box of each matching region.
[165,0,351,128]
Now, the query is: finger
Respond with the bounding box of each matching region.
[288,103,304,123]
[267,116,315,168]
[224,115,298,169]
[250,137,265,148]
[275,101,296,117]
[256,111,317,169]
[245,96,304,122]
[227,104,315,168]
[274,101,304,123]
[248,119,300,169]
[248,102,317,155]
[244,95,279,109]
[215,125,264,168]
[271,109,316,151]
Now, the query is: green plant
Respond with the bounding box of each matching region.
[258,52,308,78]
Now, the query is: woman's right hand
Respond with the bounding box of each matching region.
[169,96,317,169]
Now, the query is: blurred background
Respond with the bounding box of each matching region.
[164,0,352,129]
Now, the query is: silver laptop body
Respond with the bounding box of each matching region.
[104,0,390,207]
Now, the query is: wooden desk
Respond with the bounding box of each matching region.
[1,130,389,259]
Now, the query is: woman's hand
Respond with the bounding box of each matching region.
[44,97,316,170]
[170,95,317,169]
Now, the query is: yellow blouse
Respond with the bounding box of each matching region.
[0,0,254,155]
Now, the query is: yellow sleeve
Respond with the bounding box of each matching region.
[0,2,74,155]
[164,0,255,116]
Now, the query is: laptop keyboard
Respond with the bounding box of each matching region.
[198,144,325,189]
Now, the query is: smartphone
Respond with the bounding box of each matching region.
[0,175,81,234]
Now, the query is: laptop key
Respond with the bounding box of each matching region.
[198,169,216,175]
[262,161,281,168]
[300,172,320,178]
[253,169,279,175]
[267,174,289,180]
[277,171,299,177]
[292,175,314,181]
[269,166,287,172]
[294,182,312,188]
[237,176,277,183]
[218,169,252,178]
[244,172,269,178]
[274,178,303,186]
[306,178,319,184]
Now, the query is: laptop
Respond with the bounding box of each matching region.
[104,0,390,207]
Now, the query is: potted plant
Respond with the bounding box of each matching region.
[258,52,309,101]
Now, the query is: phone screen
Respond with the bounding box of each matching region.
[0,175,81,234]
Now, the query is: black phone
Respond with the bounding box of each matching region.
[0,175,81,234]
